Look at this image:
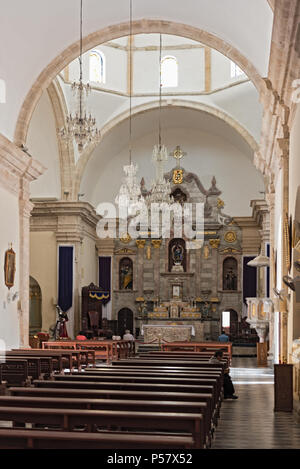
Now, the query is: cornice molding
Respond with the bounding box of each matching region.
[0,134,45,196]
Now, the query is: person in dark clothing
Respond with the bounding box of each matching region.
[209,351,238,399]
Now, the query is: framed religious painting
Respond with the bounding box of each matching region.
[4,246,16,289]
[172,284,181,298]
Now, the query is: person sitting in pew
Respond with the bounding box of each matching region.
[76,331,87,341]
[209,351,238,400]
[123,330,135,342]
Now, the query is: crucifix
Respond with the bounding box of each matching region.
[170,145,186,184]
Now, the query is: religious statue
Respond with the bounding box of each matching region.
[139,301,148,317]
[172,242,184,266]
[225,268,237,290]
[201,302,211,318]
[49,305,69,339]
[120,258,133,290]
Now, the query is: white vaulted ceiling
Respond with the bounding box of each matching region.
[0,0,273,141]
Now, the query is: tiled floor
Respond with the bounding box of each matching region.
[212,357,300,449]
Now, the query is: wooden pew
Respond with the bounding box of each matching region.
[139,351,230,362]
[161,342,232,360]
[8,350,64,372]
[0,406,204,448]
[88,364,223,374]
[0,395,210,444]
[42,340,120,363]
[73,368,223,404]
[111,359,225,369]
[0,360,29,386]
[32,379,215,395]
[0,428,194,449]
[12,349,84,371]
[1,355,53,380]
[9,387,214,446]
[31,379,218,428]
[9,386,214,411]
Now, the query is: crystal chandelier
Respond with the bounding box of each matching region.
[147,34,173,206]
[115,0,145,217]
[58,0,100,152]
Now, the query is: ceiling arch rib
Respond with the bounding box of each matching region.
[72,98,259,198]
[15,19,265,148]
[47,79,76,200]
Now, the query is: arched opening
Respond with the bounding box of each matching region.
[29,276,42,336]
[169,238,186,272]
[117,308,133,337]
[14,19,264,147]
[223,257,238,290]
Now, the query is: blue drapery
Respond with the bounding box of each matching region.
[243,256,257,305]
[58,246,73,312]
[266,244,270,298]
[99,256,111,305]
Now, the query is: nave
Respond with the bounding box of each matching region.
[212,358,300,449]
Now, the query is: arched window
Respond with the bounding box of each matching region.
[161,56,178,88]
[230,61,245,78]
[119,257,133,290]
[89,50,105,84]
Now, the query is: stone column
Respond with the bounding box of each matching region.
[19,161,45,347]
[278,138,290,364]
[266,191,276,361]
[18,195,34,347]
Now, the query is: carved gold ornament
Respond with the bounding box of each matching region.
[217,198,224,209]
[209,239,220,249]
[224,231,237,243]
[136,239,146,249]
[203,245,210,259]
[173,169,183,185]
[151,239,162,249]
[120,232,131,244]
[146,246,151,260]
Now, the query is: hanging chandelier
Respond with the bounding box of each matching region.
[59,0,100,152]
[115,0,145,217]
[147,34,173,206]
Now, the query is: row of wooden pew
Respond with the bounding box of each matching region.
[0,347,224,449]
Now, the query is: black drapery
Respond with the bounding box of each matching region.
[99,256,111,305]
[58,246,73,312]
[243,256,257,305]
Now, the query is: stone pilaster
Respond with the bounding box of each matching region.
[0,135,45,348]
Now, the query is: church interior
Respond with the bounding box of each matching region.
[0,0,300,451]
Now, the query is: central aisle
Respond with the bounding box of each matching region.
[212,357,300,449]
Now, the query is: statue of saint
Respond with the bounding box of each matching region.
[120,263,133,289]
[225,268,237,290]
[172,243,184,266]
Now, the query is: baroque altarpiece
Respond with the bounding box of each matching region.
[106,165,243,342]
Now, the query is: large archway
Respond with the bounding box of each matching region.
[14,19,265,147]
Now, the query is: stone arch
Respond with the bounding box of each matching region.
[75,99,259,198]
[14,19,264,147]
[47,78,76,200]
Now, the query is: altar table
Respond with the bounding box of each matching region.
[141,324,195,343]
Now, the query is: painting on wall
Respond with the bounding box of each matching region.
[4,246,16,289]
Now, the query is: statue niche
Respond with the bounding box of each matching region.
[119,257,133,290]
[168,238,186,272]
[223,257,238,291]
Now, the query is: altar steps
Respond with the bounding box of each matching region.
[135,343,160,353]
